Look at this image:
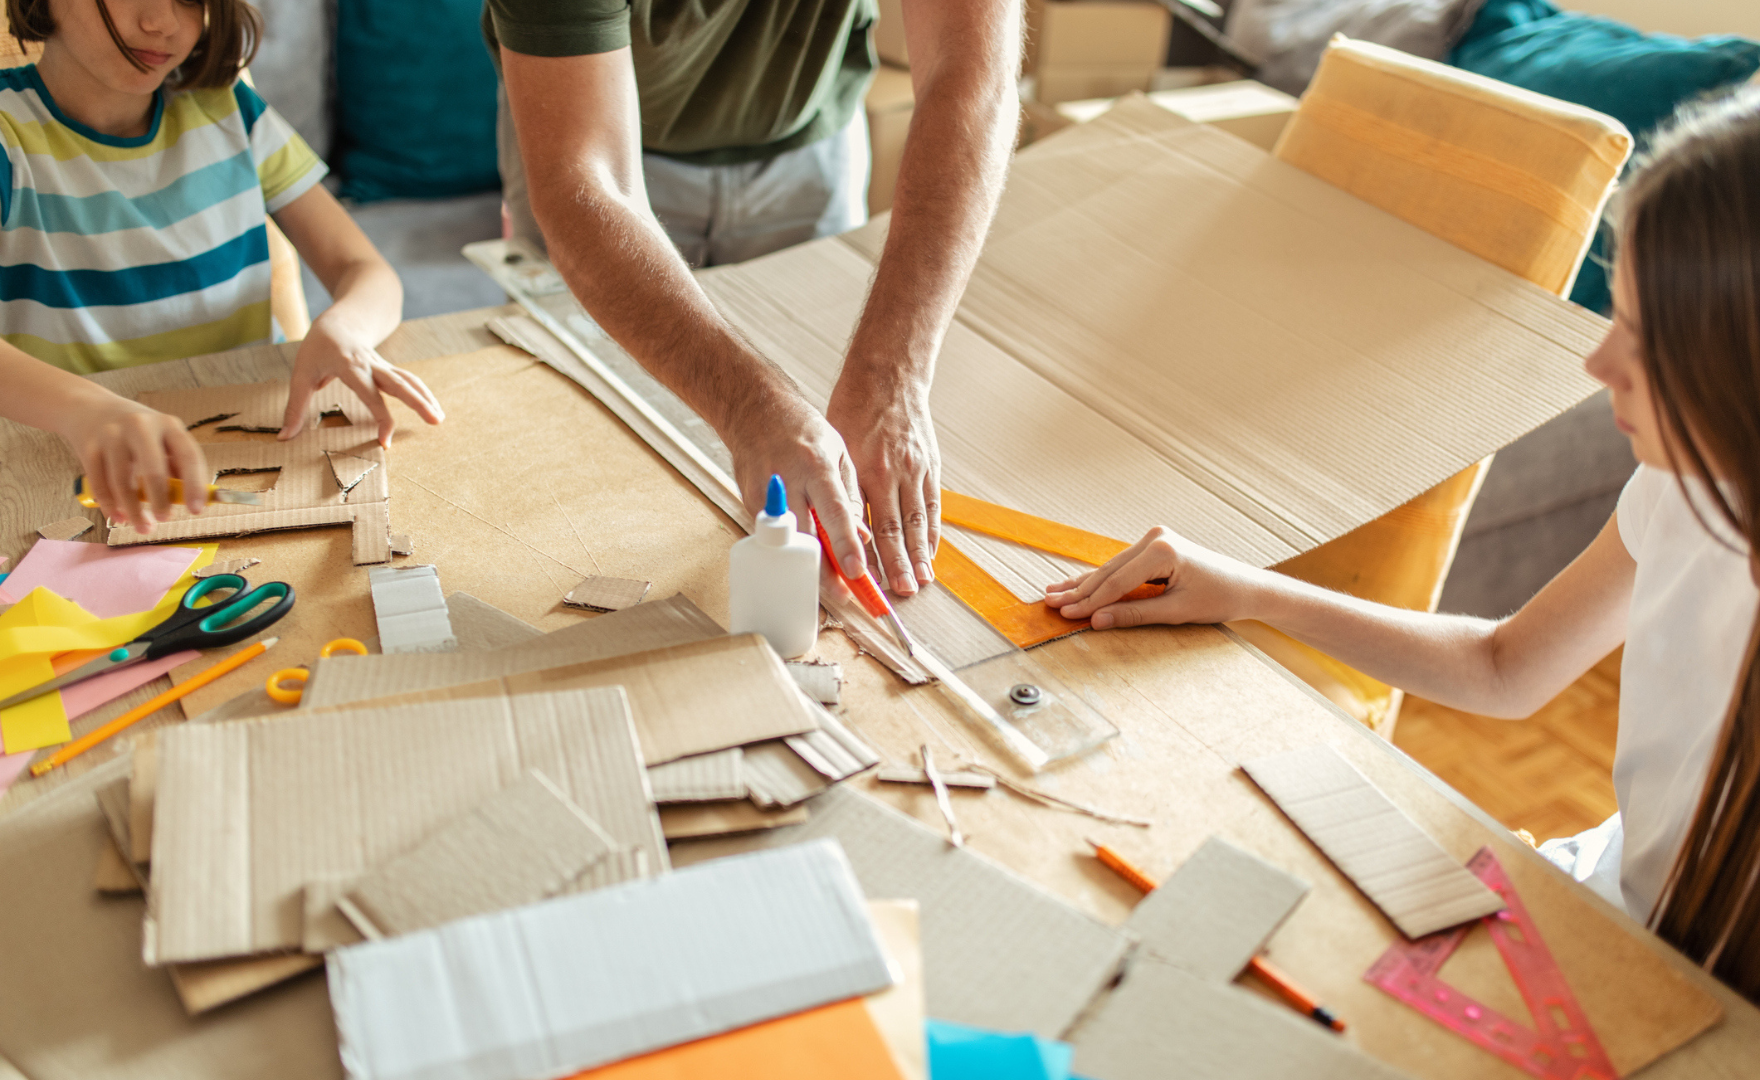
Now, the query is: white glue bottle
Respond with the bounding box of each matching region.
[729,475,822,658]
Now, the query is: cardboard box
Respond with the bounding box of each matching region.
[867,64,915,214]
[874,0,909,67]
[146,687,666,964]
[1027,0,1171,104]
[1055,80,1300,152]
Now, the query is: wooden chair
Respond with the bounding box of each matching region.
[1232,37,1631,736]
[0,21,311,343]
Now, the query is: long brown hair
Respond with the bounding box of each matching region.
[7,0,260,90]
[1615,87,1760,1000]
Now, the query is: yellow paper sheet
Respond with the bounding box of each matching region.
[0,546,217,752]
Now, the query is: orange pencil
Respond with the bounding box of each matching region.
[1084,836,1347,1033]
[30,637,279,777]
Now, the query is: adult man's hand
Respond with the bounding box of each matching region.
[730,387,870,582]
[826,370,939,596]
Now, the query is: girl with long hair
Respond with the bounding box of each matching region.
[1046,88,1760,1000]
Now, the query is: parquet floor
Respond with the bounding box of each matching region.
[1393,648,1621,843]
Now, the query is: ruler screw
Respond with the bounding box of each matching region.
[1008,684,1042,707]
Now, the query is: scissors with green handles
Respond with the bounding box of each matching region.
[0,573,295,712]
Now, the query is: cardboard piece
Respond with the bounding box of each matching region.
[325,451,379,496]
[444,591,543,651]
[146,687,666,964]
[1125,837,1310,981]
[35,517,91,541]
[1242,745,1504,938]
[660,800,808,839]
[314,633,823,768]
[745,740,832,808]
[562,575,651,612]
[301,592,725,710]
[93,776,145,885]
[303,877,364,953]
[368,565,457,654]
[875,765,996,790]
[388,534,414,556]
[787,704,881,780]
[646,747,745,803]
[787,659,843,705]
[1028,0,1171,105]
[193,557,260,578]
[0,759,345,1080]
[673,786,1134,1037]
[111,382,393,565]
[93,831,139,893]
[128,731,156,862]
[1069,956,1416,1079]
[337,769,623,941]
[325,840,896,1080]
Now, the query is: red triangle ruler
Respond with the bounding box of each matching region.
[1364,846,1617,1080]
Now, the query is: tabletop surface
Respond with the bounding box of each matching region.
[0,304,1754,1080]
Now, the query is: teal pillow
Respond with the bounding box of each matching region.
[1450,0,1760,312]
[334,0,501,203]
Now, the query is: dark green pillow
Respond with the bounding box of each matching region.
[1450,0,1760,312]
[334,0,502,203]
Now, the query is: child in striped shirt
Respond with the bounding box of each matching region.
[0,0,441,532]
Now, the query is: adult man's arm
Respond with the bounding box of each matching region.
[826,0,1022,597]
[499,47,871,579]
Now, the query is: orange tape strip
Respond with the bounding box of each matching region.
[933,489,1142,649]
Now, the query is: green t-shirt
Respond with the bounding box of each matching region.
[484,0,878,165]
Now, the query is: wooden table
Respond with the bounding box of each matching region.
[1,305,1755,1079]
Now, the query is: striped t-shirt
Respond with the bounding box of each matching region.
[0,68,326,373]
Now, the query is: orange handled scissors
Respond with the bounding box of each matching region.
[266,637,369,705]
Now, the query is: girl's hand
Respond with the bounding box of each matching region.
[64,397,211,534]
[280,319,443,447]
[1044,526,1264,629]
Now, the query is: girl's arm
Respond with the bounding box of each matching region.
[270,185,443,446]
[1046,514,1635,719]
[0,340,208,532]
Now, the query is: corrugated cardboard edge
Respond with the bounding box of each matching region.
[648,748,745,803]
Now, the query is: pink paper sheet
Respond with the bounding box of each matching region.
[60,650,199,721]
[0,540,202,617]
[0,749,30,797]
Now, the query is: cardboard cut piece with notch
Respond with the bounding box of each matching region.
[326,839,896,1080]
[337,769,628,941]
[1069,956,1416,1080]
[36,517,92,541]
[1124,836,1309,981]
[146,687,666,965]
[301,592,725,710]
[670,785,1133,1038]
[691,95,1609,634]
[311,633,823,768]
[647,748,744,803]
[110,382,392,564]
[1242,744,1504,939]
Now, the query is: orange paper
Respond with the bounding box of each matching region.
[574,998,905,1080]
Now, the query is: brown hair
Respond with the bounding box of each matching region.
[7,0,260,90]
[1613,86,1760,1001]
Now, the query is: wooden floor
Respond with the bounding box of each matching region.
[1393,648,1621,843]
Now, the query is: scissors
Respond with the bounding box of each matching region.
[0,573,295,712]
[265,638,369,705]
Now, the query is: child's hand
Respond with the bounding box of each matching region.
[66,398,211,534]
[280,319,443,447]
[1044,526,1262,629]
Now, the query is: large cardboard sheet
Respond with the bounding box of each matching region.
[693,97,1606,602]
[147,688,664,964]
[326,840,894,1080]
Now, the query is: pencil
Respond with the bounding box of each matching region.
[29,637,278,778]
[1084,836,1348,1033]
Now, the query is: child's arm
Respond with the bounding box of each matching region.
[0,340,209,532]
[270,186,444,446]
[1046,515,1635,719]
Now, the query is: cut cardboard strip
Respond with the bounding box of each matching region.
[875,765,996,790]
[301,592,725,709]
[786,659,843,705]
[313,632,822,768]
[745,740,832,808]
[368,565,457,654]
[337,769,621,941]
[147,687,666,964]
[647,748,745,803]
[563,575,652,612]
[785,705,880,781]
[660,800,808,839]
[678,786,1133,1037]
[326,840,896,1080]
[36,517,92,542]
[1242,744,1504,938]
[1124,837,1310,981]
[1069,956,1416,1080]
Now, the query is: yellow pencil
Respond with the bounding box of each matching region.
[29,637,278,778]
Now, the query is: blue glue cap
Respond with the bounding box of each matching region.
[765,475,788,517]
